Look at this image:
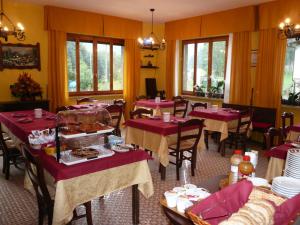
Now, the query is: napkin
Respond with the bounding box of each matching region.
[189,180,253,225]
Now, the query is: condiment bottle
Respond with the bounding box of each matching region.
[238,155,254,180]
[228,150,243,184]
[155,105,161,117]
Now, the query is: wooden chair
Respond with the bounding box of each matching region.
[173,99,189,118]
[136,95,148,101]
[172,96,184,101]
[264,127,284,150]
[55,106,70,113]
[281,112,294,138]
[20,144,93,225]
[223,109,252,156]
[0,123,23,180]
[191,102,207,111]
[130,108,153,119]
[165,119,204,180]
[113,99,126,113]
[106,104,123,136]
[76,97,97,105]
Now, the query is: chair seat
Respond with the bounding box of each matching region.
[169,140,194,151]
[228,126,248,134]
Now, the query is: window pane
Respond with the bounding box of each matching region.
[196,42,209,93]
[79,42,93,91]
[97,43,110,91]
[211,41,226,94]
[67,41,76,92]
[183,43,195,92]
[113,45,124,90]
[282,44,295,99]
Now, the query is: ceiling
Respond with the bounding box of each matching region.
[17,0,274,23]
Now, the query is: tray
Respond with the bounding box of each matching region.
[58,145,115,166]
[59,126,114,139]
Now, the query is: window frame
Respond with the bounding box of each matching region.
[181,36,229,96]
[67,33,125,96]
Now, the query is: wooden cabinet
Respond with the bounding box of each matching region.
[0,100,49,112]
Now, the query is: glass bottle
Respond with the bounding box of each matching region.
[238,155,254,180]
[228,150,243,184]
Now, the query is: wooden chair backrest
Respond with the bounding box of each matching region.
[191,102,207,111]
[76,97,97,105]
[106,104,123,129]
[281,112,294,136]
[175,119,204,152]
[20,144,52,206]
[173,99,189,118]
[130,108,153,119]
[264,127,284,150]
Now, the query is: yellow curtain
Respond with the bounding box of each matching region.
[254,29,287,125]
[48,30,68,112]
[229,32,252,105]
[123,39,140,119]
[165,40,176,99]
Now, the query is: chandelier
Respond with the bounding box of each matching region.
[138,9,165,50]
[0,0,25,41]
[278,18,300,41]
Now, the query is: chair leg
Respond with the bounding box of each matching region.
[191,149,197,176]
[47,207,53,225]
[204,131,209,150]
[37,201,44,225]
[83,201,93,225]
[2,155,6,174]
[176,152,180,180]
[5,156,10,180]
[159,163,166,180]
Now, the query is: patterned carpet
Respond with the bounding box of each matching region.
[0,141,268,225]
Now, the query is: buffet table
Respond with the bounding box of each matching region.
[0,110,154,225]
[134,99,174,114]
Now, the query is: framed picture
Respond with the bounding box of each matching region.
[0,42,41,71]
[251,50,258,67]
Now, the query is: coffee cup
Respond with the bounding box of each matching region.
[164,191,178,208]
[34,108,42,119]
[163,112,171,122]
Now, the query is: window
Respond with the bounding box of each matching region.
[282,38,300,103]
[67,34,124,95]
[182,37,228,97]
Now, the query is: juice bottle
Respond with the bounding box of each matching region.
[238,155,254,180]
[228,150,243,184]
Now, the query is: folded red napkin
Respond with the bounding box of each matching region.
[189,180,253,225]
[274,193,300,225]
[265,144,292,159]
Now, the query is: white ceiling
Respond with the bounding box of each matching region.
[17,0,274,23]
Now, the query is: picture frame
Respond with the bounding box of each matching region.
[0,42,41,71]
[251,49,258,67]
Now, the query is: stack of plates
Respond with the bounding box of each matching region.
[284,148,300,179]
[271,176,300,198]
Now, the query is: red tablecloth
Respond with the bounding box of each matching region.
[32,149,150,181]
[288,124,300,133]
[189,109,240,122]
[69,103,109,110]
[0,110,56,143]
[265,143,293,160]
[126,117,188,136]
[135,100,174,109]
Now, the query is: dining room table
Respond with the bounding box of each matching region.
[125,116,205,180]
[188,108,251,153]
[134,99,175,115]
[0,109,154,225]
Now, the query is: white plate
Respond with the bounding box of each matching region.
[173,187,186,194]
[111,145,130,153]
[272,177,300,190]
[291,143,300,148]
[183,184,197,190]
[185,188,211,199]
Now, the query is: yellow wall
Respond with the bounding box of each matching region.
[139,23,166,95]
[0,0,48,102]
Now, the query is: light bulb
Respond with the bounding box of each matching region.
[162,38,166,43]
[279,22,285,29]
[17,22,24,31]
[4,26,8,31]
[137,37,143,45]
[285,18,291,24]
[295,24,300,29]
